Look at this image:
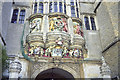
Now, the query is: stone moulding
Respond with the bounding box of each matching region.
[71,35,85,48]
[48,12,69,19]
[26,13,43,21]
[72,17,82,25]
[26,32,44,47]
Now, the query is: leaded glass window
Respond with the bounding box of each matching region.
[38,2,43,13]
[11,9,18,23]
[34,3,37,13]
[71,2,75,17]
[49,2,52,13]
[59,2,62,12]
[71,6,75,17]
[84,16,90,30]
[19,9,25,24]
[54,2,57,12]
[90,17,96,30]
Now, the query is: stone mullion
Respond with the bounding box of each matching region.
[52,0,54,12]
[62,0,64,13]
[43,1,48,14]
[66,0,71,16]
[32,3,35,14]
[83,15,86,30]
[37,2,39,13]
[88,16,92,30]
[94,16,98,30]
[66,0,74,43]
[17,8,20,23]
[57,1,59,12]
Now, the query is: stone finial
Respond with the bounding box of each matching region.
[100,56,111,77]
[9,55,22,73]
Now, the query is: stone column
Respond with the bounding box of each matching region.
[100,56,111,80]
[42,0,49,43]
[9,57,22,80]
[66,0,74,43]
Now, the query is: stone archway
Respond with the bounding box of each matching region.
[35,68,75,80]
[31,63,80,78]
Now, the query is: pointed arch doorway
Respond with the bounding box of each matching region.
[35,68,75,80]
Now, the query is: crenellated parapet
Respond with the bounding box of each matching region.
[23,13,87,61]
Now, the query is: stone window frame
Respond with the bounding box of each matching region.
[48,0,66,14]
[11,7,26,24]
[70,0,80,18]
[83,15,98,30]
[32,0,44,14]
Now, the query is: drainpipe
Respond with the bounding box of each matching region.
[94,0,102,13]
[0,33,6,46]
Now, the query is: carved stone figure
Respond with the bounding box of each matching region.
[69,50,74,57]
[63,46,69,57]
[30,18,41,33]
[73,48,80,58]
[73,22,82,36]
[56,37,63,46]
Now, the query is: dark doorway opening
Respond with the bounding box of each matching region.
[35,68,74,80]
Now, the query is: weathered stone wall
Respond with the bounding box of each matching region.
[83,30,102,60]
[96,2,116,49]
[103,42,119,78]
[83,62,101,78]
[4,2,31,56]
[2,2,12,41]
[80,3,94,14]
[96,2,119,78]
[19,59,30,78]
